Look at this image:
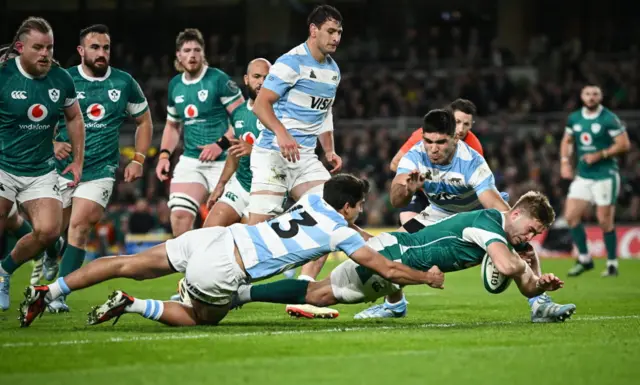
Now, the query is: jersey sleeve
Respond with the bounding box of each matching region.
[217,71,243,107]
[468,157,496,194]
[317,105,334,134]
[564,114,574,135]
[396,148,422,175]
[608,113,626,137]
[461,211,509,250]
[126,76,149,118]
[463,131,484,156]
[263,55,300,97]
[166,78,181,123]
[60,69,77,108]
[399,128,423,153]
[330,226,366,256]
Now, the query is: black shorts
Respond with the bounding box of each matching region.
[399,190,429,214]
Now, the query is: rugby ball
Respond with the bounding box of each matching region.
[481,254,512,294]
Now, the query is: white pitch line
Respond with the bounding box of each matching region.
[2,315,638,349]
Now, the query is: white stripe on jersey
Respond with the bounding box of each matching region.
[270,62,300,85]
[330,227,359,250]
[220,92,242,106]
[255,222,288,257]
[229,224,259,268]
[462,227,507,250]
[127,100,148,115]
[287,88,316,110]
[298,65,339,85]
[468,162,493,187]
[365,232,399,252]
[64,97,76,108]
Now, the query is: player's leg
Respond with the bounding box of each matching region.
[168,156,212,237]
[595,174,620,277]
[19,243,176,326]
[246,147,288,225]
[565,177,594,276]
[203,176,247,228]
[4,205,47,285]
[88,227,243,327]
[0,195,15,310]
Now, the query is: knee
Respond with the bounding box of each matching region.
[597,216,614,232]
[305,283,335,307]
[68,217,94,240]
[32,223,60,245]
[564,210,581,227]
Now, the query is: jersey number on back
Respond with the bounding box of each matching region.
[269,206,318,239]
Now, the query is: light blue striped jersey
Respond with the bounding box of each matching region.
[397,140,497,213]
[256,42,340,152]
[229,193,364,281]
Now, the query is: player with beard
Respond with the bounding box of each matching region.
[0,17,85,310]
[43,24,152,312]
[156,29,244,238]
[562,85,631,277]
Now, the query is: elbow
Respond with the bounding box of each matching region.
[495,261,523,277]
[377,264,396,281]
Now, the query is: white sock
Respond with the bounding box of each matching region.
[607,259,619,268]
[578,254,592,264]
[237,285,252,303]
[297,274,316,282]
[125,299,164,320]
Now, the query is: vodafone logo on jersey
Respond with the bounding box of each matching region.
[184,104,198,119]
[241,132,256,144]
[87,103,106,121]
[27,104,48,122]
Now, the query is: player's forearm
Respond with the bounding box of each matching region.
[515,271,545,298]
[216,155,239,188]
[603,139,631,157]
[160,122,181,153]
[134,111,153,156]
[318,131,335,155]
[253,97,288,137]
[380,261,432,286]
[390,182,415,208]
[560,136,573,162]
[67,114,85,164]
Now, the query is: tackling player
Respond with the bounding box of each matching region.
[155,28,244,237]
[0,17,85,310]
[234,192,574,324]
[561,85,630,277]
[45,24,152,312]
[19,174,444,327]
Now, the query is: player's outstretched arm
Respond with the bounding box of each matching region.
[477,189,510,211]
[207,153,240,209]
[349,246,444,288]
[124,110,153,183]
[512,263,565,298]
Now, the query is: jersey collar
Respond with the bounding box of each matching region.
[581,105,603,120]
[77,64,112,82]
[181,65,207,85]
[246,99,254,111]
[15,57,35,79]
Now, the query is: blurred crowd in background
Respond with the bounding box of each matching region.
[3,0,639,253]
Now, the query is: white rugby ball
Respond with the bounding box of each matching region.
[481,254,512,294]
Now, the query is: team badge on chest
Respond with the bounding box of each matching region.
[197,89,208,102]
[108,89,121,102]
[48,88,60,102]
[591,123,601,133]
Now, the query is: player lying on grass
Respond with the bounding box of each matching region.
[18,174,445,327]
[232,191,577,323]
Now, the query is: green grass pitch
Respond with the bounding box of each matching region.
[1,258,639,385]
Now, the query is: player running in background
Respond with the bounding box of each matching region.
[203,58,271,227]
[561,85,631,277]
[0,17,85,310]
[155,28,244,237]
[44,24,152,312]
[19,174,443,327]
[248,5,345,317]
[234,192,574,324]
[352,109,573,322]
[390,99,484,224]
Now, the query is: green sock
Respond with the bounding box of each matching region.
[249,280,310,304]
[58,244,86,278]
[603,230,617,261]
[569,224,589,255]
[1,254,22,275]
[13,220,33,240]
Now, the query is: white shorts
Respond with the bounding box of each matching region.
[568,175,620,206]
[0,169,61,205]
[218,175,250,218]
[171,155,225,193]
[248,146,330,215]
[165,226,248,305]
[330,258,401,304]
[412,205,453,227]
[57,176,114,209]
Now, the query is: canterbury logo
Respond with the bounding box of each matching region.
[11,91,27,99]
